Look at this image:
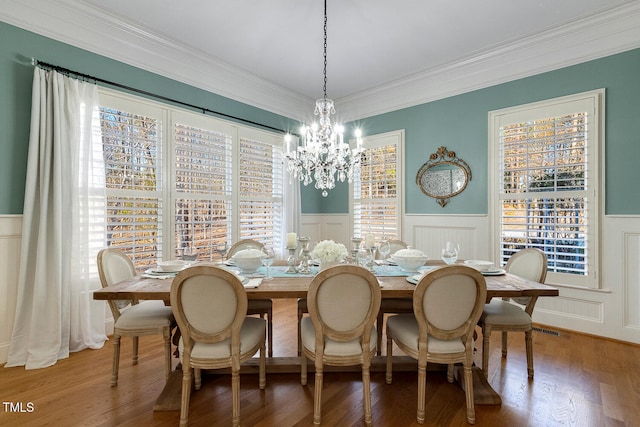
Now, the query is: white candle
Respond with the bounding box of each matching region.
[365,234,375,249]
[287,232,297,248]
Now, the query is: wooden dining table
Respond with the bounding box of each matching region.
[93,261,559,410]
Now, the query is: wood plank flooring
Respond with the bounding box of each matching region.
[1,298,639,426]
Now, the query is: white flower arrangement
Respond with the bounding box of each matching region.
[312,240,348,263]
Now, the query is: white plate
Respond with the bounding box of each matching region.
[145,268,179,276]
[406,275,419,285]
[482,268,506,276]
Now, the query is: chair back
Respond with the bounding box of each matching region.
[227,239,265,258]
[97,248,138,319]
[170,266,247,350]
[414,265,486,344]
[307,265,381,346]
[505,248,548,283]
[505,248,548,308]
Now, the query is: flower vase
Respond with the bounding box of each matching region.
[319,260,339,271]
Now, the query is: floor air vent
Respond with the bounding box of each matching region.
[532,326,560,336]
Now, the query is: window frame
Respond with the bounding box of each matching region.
[489,89,604,289]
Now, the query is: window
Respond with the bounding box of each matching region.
[98,90,284,268]
[489,90,603,288]
[351,130,404,240]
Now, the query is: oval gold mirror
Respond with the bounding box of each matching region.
[416,146,472,207]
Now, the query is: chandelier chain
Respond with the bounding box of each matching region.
[323,0,328,100]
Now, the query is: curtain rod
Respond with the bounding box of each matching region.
[31,58,288,135]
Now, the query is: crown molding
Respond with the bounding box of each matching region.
[0,0,312,119]
[339,2,640,121]
[2,1,639,122]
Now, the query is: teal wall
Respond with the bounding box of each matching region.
[320,48,640,215]
[0,21,299,214]
[2,20,640,215]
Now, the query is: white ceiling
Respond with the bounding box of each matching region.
[2,0,640,121]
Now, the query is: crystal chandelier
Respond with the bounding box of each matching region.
[284,0,364,197]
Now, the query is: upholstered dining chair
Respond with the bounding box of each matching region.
[300,265,381,426]
[386,265,487,425]
[478,248,548,379]
[171,265,266,427]
[97,248,175,387]
[375,239,410,355]
[227,239,273,357]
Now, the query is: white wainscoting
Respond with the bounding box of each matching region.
[0,216,22,364]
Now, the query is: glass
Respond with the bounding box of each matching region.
[441,241,459,265]
[378,240,391,263]
[261,247,275,280]
[214,242,228,265]
[181,244,198,262]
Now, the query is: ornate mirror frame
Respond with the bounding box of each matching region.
[416,146,472,207]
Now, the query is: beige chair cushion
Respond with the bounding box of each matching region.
[115,300,175,330]
[481,299,532,326]
[386,314,466,354]
[300,317,377,356]
[179,317,266,359]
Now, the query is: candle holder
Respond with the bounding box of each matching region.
[285,246,299,274]
[350,237,362,264]
[298,237,311,274]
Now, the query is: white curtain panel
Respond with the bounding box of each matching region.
[283,137,301,258]
[6,68,107,369]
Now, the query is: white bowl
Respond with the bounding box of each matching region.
[157,260,188,272]
[464,259,494,272]
[391,249,428,272]
[232,249,264,273]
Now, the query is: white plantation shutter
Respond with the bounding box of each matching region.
[98,89,286,268]
[490,90,602,288]
[100,100,163,269]
[238,130,284,250]
[352,130,404,240]
[173,115,234,261]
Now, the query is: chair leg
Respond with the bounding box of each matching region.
[482,326,491,379]
[194,368,202,390]
[179,360,192,427]
[267,307,273,358]
[525,329,534,378]
[447,363,454,383]
[376,311,384,356]
[385,334,393,384]
[259,340,266,389]
[111,334,121,387]
[416,361,427,424]
[163,328,172,381]
[313,364,323,425]
[501,331,508,357]
[463,363,476,424]
[363,364,373,426]
[232,368,240,427]
[301,350,307,385]
[132,336,139,365]
[297,307,303,356]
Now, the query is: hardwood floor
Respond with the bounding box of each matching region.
[1,298,639,426]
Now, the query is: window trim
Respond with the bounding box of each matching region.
[488,89,604,289]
